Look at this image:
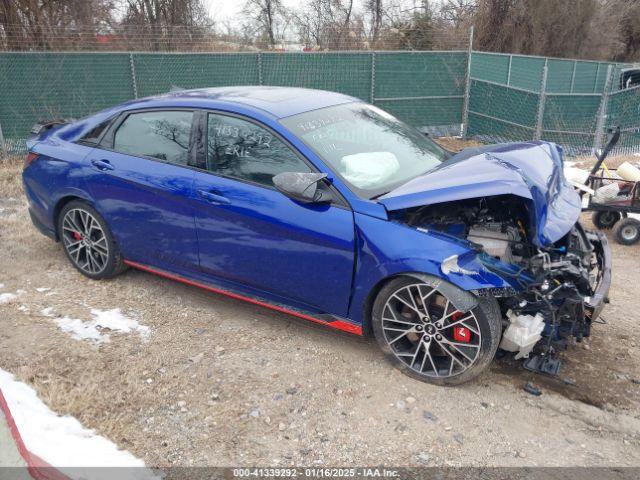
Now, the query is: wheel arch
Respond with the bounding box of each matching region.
[360,271,480,337]
[51,194,93,241]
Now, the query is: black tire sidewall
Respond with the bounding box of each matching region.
[592,210,620,230]
[614,218,640,245]
[371,276,501,386]
[57,200,124,279]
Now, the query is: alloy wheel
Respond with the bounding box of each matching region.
[61,208,109,275]
[381,283,481,378]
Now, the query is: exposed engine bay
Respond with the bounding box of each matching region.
[402,194,611,375]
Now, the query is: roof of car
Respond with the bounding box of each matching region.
[149,86,359,118]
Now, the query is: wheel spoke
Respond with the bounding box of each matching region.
[438,341,467,369]
[392,292,424,318]
[388,330,411,345]
[439,314,479,335]
[409,342,422,368]
[437,337,475,363]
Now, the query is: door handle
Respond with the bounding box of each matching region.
[197,189,231,205]
[91,159,115,171]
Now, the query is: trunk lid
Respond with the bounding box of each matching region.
[378,141,581,247]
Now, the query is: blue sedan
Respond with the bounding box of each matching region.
[23,87,611,384]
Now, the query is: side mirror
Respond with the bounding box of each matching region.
[273,172,333,204]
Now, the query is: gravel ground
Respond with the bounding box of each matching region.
[1,158,640,467]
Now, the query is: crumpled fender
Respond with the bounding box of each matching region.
[404,272,479,313]
[347,212,517,324]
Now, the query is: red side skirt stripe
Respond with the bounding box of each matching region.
[123,260,363,336]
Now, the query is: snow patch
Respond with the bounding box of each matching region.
[91,309,150,339]
[42,308,149,343]
[0,292,17,304]
[0,368,156,479]
[36,287,51,293]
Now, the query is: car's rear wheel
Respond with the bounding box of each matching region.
[57,200,126,279]
[371,276,501,385]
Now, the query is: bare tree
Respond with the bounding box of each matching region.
[439,0,476,29]
[242,0,283,48]
[293,0,361,50]
[364,0,383,45]
[0,0,116,50]
[119,0,212,50]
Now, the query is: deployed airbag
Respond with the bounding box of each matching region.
[341,152,399,188]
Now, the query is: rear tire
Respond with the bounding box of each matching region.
[371,276,502,386]
[613,217,640,246]
[591,210,621,230]
[57,200,126,279]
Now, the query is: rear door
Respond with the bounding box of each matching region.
[191,111,355,316]
[85,109,200,270]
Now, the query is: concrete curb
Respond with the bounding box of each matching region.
[0,388,69,480]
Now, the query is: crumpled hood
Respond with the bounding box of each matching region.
[378,141,581,247]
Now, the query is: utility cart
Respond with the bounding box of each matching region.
[583,127,640,245]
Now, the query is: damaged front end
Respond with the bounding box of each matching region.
[380,142,612,375]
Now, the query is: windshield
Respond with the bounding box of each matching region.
[280,103,448,199]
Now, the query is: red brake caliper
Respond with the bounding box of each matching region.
[451,312,472,343]
[73,231,82,241]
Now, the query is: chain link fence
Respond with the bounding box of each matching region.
[0,50,469,154]
[1,29,639,158]
[467,50,640,157]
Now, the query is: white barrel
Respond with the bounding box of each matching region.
[617,162,640,182]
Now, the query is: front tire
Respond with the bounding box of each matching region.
[57,200,126,279]
[371,276,501,386]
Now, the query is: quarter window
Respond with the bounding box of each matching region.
[206,113,311,187]
[114,111,193,165]
[78,117,113,145]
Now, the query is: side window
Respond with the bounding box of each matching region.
[114,111,193,165]
[206,113,311,187]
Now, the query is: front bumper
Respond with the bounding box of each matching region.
[585,230,612,322]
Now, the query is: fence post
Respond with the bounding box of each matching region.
[506,54,512,86]
[370,51,376,104]
[534,65,548,140]
[593,65,614,154]
[0,120,7,157]
[461,25,474,138]
[129,53,138,99]
[570,60,577,93]
[258,52,263,86]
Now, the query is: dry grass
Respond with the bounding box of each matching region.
[571,154,640,170]
[434,136,484,152]
[0,156,24,198]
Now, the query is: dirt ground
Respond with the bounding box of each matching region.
[1,153,640,468]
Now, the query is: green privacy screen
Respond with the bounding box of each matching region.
[1,50,639,156]
[0,52,133,149]
[467,51,639,154]
[373,51,466,131]
[0,51,467,152]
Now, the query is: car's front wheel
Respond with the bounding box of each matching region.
[57,200,126,279]
[371,276,501,385]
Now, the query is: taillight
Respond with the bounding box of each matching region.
[24,152,39,169]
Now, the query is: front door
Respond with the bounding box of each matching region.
[191,112,355,317]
